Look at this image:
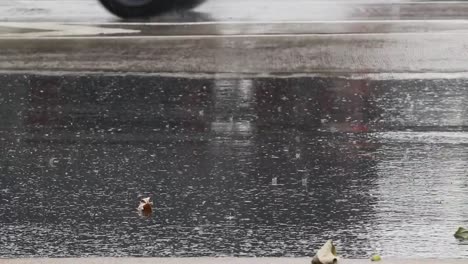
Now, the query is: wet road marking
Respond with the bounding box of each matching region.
[73,19,468,25]
[3,31,468,39]
[0,22,139,37]
[2,20,468,38]
[3,70,468,81]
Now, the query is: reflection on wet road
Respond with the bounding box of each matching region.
[0,73,467,257]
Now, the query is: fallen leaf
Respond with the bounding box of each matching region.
[454,227,468,240]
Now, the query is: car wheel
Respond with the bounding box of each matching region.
[99,0,205,18]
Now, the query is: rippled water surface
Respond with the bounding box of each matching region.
[0,74,467,258]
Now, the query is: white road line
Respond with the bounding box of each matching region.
[3,20,468,28]
[0,23,140,37]
[2,70,468,81]
[2,20,468,37]
[66,19,468,26]
[2,30,468,39]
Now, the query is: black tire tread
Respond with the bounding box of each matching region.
[99,0,205,18]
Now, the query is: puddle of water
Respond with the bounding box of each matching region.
[0,73,467,258]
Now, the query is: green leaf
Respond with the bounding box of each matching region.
[454,227,468,240]
[371,255,381,261]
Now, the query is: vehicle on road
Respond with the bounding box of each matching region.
[99,0,204,18]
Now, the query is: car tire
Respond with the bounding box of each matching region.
[99,0,205,18]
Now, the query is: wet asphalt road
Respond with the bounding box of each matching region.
[4,1,468,73]
[4,0,468,22]
[0,0,468,259]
